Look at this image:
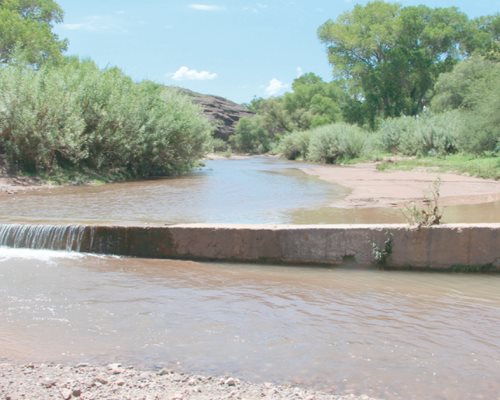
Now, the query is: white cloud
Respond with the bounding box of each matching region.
[61,15,126,33]
[171,66,218,81]
[296,66,303,77]
[188,4,225,11]
[265,78,289,96]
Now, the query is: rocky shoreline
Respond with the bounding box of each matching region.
[0,363,377,400]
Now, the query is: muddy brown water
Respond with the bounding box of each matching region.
[0,157,498,224]
[0,248,499,400]
[1,158,499,399]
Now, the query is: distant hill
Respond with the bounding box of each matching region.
[176,88,254,141]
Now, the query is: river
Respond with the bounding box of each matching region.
[0,157,499,399]
[0,157,498,224]
[0,248,499,399]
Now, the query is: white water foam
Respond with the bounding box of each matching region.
[0,247,86,262]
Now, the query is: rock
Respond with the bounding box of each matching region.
[94,376,108,385]
[108,363,125,375]
[41,378,57,388]
[72,388,82,397]
[176,88,254,141]
[225,377,237,386]
[61,388,72,400]
[156,368,170,376]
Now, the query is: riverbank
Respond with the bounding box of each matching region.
[0,363,376,400]
[301,162,500,208]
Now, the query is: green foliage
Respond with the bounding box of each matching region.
[230,116,271,154]
[278,123,367,164]
[0,59,212,179]
[377,154,499,180]
[277,130,312,160]
[282,73,343,130]
[377,112,462,156]
[318,1,473,126]
[432,56,499,112]
[432,55,500,154]
[0,0,67,65]
[304,123,366,164]
[242,73,346,148]
[372,232,393,265]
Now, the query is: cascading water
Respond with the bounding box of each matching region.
[0,224,92,252]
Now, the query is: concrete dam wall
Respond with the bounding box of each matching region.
[1,223,499,271]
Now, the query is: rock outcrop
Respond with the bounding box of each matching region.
[177,88,254,141]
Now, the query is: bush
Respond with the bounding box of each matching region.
[0,59,212,178]
[307,123,366,163]
[377,112,462,156]
[277,130,312,160]
[431,55,500,155]
[0,65,86,173]
[230,116,271,154]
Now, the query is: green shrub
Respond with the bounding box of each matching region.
[377,116,416,154]
[377,112,462,156]
[230,116,271,154]
[0,65,86,173]
[0,59,212,179]
[307,123,366,163]
[277,130,312,160]
[431,55,500,155]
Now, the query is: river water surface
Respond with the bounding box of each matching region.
[1,157,499,399]
[0,248,499,400]
[1,157,498,224]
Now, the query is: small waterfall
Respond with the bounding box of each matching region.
[0,224,93,252]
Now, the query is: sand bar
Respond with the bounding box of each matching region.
[301,162,500,208]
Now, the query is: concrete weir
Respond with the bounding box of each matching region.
[1,223,499,271]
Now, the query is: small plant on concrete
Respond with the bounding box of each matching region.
[372,232,393,265]
[402,178,443,228]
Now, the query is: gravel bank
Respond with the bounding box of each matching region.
[0,363,378,400]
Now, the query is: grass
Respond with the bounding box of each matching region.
[376,154,500,180]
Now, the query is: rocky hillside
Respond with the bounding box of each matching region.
[177,88,254,141]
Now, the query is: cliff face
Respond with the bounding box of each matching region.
[177,88,254,141]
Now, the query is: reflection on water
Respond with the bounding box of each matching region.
[0,248,499,400]
[0,158,343,224]
[0,157,498,224]
[291,200,500,224]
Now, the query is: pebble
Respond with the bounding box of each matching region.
[41,378,57,388]
[225,377,240,386]
[0,362,380,400]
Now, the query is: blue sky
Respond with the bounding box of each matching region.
[54,1,499,104]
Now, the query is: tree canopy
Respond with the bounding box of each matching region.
[318,1,473,126]
[0,0,67,65]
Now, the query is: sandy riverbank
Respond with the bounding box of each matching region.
[0,363,376,400]
[301,162,500,208]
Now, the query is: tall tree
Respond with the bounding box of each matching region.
[0,0,67,65]
[318,1,470,127]
[283,73,343,129]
